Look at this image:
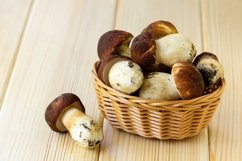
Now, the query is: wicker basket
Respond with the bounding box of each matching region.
[92,61,225,140]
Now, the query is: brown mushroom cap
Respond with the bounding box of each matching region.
[131,34,156,69]
[141,20,178,40]
[97,30,133,61]
[45,93,85,133]
[172,62,205,100]
[97,56,130,86]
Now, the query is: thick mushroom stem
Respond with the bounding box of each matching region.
[61,107,103,148]
[117,44,131,58]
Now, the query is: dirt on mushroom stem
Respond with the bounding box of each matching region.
[61,107,103,148]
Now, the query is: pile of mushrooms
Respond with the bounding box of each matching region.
[97,20,224,100]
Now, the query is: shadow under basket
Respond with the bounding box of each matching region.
[92,61,225,140]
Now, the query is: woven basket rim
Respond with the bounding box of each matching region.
[92,61,225,110]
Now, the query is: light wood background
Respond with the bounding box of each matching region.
[0,0,241,160]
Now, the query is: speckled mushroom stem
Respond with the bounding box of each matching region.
[61,107,103,148]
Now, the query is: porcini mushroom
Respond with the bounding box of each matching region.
[156,34,197,67]
[139,72,180,100]
[45,93,103,148]
[97,30,133,61]
[172,62,205,100]
[193,52,224,93]
[108,60,144,94]
[97,56,130,86]
[130,20,178,73]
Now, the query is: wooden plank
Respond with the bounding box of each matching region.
[201,0,242,160]
[0,0,116,160]
[0,0,33,108]
[99,0,209,161]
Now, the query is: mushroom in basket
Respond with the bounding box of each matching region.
[131,20,196,73]
[139,62,205,100]
[97,30,133,60]
[98,56,144,95]
[193,52,224,93]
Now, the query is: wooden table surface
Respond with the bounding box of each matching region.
[0,0,241,160]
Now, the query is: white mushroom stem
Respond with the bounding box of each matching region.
[117,44,131,58]
[61,107,103,148]
[117,37,133,58]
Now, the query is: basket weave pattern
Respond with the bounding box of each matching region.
[92,62,225,139]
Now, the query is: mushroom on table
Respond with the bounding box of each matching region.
[45,93,103,148]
